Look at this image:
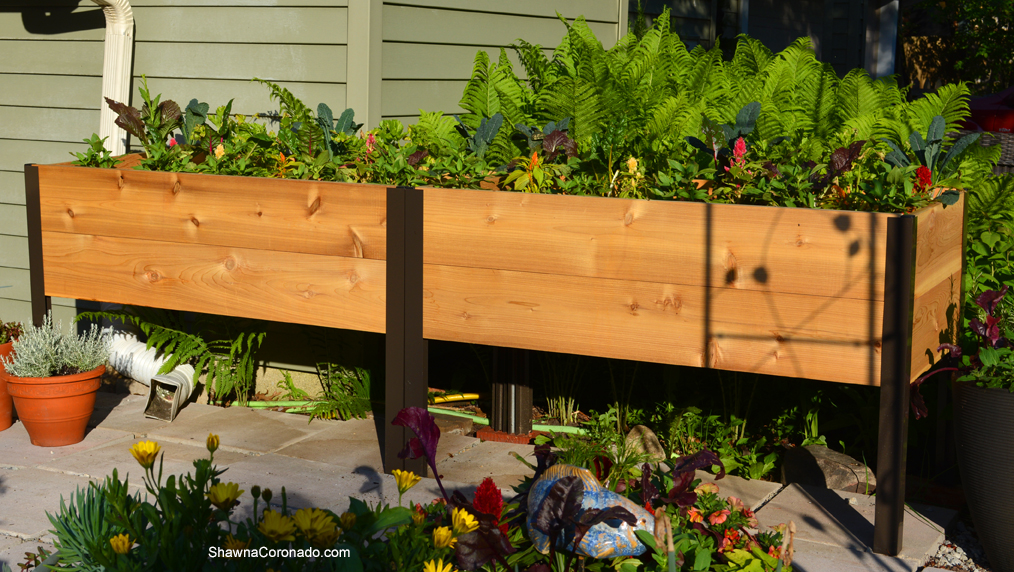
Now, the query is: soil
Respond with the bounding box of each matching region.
[475,426,549,444]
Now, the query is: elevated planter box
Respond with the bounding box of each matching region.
[26,159,964,556]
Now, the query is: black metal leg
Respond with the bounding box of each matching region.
[874,214,916,555]
[24,164,50,326]
[384,186,428,475]
[491,347,532,434]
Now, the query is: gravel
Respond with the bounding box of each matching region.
[923,520,992,572]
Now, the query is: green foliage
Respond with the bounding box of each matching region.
[70,134,121,168]
[47,471,135,571]
[308,363,372,421]
[76,307,265,405]
[0,321,23,344]
[1,313,108,378]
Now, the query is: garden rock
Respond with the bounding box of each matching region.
[625,425,666,462]
[781,445,876,494]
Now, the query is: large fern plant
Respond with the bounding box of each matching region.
[77,307,266,406]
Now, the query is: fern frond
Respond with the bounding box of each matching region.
[459,51,500,129]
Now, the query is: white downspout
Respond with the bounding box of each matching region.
[91,0,134,156]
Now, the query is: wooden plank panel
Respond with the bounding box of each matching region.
[0,41,103,75]
[0,74,102,109]
[0,107,99,144]
[0,204,27,237]
[383,6,617,48]
[423,264,884,385]
[42,232,386,333]
[912,195,964,298]
[0,140,80,172]
[385,0,619,21]
[134,78,346,118]
[381,80,468,117]
[37,165,388,259]
[133,7,347,44]
[424,188,892,301]
[135,44,347,84]
[0,171,25,205]
[910,270,961,381]
[0,235,28,269]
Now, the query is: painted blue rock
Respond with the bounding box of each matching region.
[526,464,654,558]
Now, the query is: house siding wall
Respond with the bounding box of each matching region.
[0,1,350,325]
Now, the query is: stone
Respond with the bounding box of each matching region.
[781,444,877,494]
[625,425,666,462]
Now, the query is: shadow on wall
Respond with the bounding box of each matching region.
[0,0,104,35]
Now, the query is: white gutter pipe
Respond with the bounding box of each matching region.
[91,0,134,156]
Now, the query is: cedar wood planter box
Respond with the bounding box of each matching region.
[31,160,963,387]
[27,158,964,555]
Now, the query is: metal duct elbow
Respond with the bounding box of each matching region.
[91,0,134,156]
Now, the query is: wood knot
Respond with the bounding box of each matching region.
[348,272,359,285]
[223,258,236,271]
[146,271,161,282]
[302,290,316,299]
[191,217,200,227]
[117,173,125,189]
[66,209,74,218]
[772,332,786,343]
[172,181,181,196]
[308,196,321,216]
[485,215,497,224]
[795,235,808,247]
[629,301,640,314]
[461,311,471,320]
[257,210,263,218]
[624,213,634,226]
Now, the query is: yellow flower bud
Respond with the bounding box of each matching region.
[109,533,132,554]
[129,440,160,469]
[392,469,421,495]
[206,433,220,454]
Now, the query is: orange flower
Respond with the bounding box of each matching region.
[708,509,731,525]
[687,508,703,523]
[528,152,539,171]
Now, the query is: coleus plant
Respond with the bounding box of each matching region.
[911,286,1014,419]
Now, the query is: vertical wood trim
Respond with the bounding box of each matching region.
[347,0,384,130]
[616,0,629,42]
[24,164,50,326]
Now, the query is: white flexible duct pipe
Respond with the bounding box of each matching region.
[91,0,134,156]
[108,332,195,401]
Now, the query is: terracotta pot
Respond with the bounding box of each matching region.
[4,365,104,447]
[0,341,13,431]
[953,381,1014,572]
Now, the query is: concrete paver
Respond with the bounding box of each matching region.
[0,536,55,572]
[0,421,131,469]
[0,467,95,538]
[697,470,784,512]
[435,440,535,491]
[790,547,917,572]
[88,392,219,435]
[147,405,329,453]
[756,483,954,566]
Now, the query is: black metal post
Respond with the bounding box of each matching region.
[873,214,916,556]
[384,186,428,475]
[491,348,532,434]
[24,164,50,326]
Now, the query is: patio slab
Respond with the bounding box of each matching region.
[0,467,95,538]
[790,546,917,572]
[756,483,954,566]
[146,405,329,453]
[0,422,131,469]
[0,535,55,572]
[435,440,535,492]
[697,471,784,512]
[89,392,220,435]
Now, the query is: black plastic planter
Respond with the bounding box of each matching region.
[953,381,1014,572]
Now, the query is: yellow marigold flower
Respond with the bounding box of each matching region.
[215,144,225,159]
[258,510,297,543]
[392,469,421,495]
[222,534,249,556]
[339,511,356,531]
[451,508,478,535]
[423,558,456,572]
[206,433,219,454]
[129,440,160,469]
[293,508,338,544]
[109,533,132,554]
[432,526,456,549]
[627,157,638,173]
[207,482,244,511]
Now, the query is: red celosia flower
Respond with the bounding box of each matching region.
[733,137,747,166]
[472,477,507,535]
[916,165,933,190]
